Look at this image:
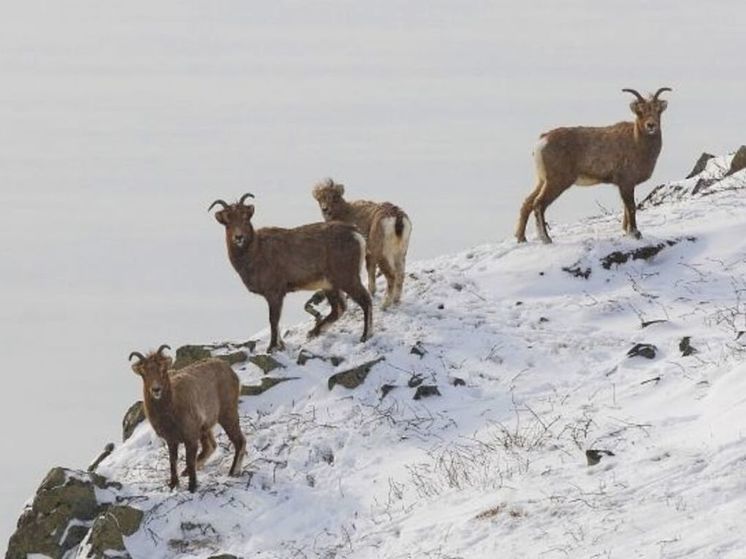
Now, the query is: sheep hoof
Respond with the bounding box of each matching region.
[188,482,197,493]
[629,229,642,239]
[168,478,179,490]
[516,235,527,243]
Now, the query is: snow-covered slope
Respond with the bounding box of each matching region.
[93,152,746,558]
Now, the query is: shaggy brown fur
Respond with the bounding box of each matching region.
[516,87,672,244]
[129,345,246,493]
[312,179,412,308]
[209,193,372,352]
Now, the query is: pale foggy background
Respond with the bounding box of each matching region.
[1,0,743,545]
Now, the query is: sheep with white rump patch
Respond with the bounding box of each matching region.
[516,87,672,243]
[312,178,412,309]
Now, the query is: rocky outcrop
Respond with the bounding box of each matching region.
[81,505,144,559]
[5,467,140,559]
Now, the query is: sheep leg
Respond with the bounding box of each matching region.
[167,441,179,490]
[394,251,407,304]
[266,294,286,352]
[185,440,199,493]
[619,186,641,239]
[378,258,397,310]
[308,290,343,337]
[342,282,373,342]
[516,181,543,242]
[189,429,216,473]
[532,181,567,244]
[366,254,377,295]
[220,412,247,476]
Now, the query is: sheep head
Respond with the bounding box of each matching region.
[312,178,346,221]
[129,344,173,401]
[623,87,671,136]
[209,193,256,249]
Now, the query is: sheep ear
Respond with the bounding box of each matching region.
[246,205,255,219]
[131,363,143,376]
[629,101,643,116]
[161,356,174,369]
[658,100,668,113]
[334,183,345,196]
[214,210,227,225]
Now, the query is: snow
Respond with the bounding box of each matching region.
[91,153,746,558]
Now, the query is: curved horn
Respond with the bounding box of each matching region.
[238,193,255,206]
[622,88,645,102]
[157,344,172,356]
[653,87,672,100]
[128,351,146,362]
[208,199,229,212]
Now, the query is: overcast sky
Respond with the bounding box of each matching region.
[1,0,744,546]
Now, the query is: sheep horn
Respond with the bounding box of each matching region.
[157,344,171,356]
[238,193,255,206]
[653,87,672,100]
[128,351,146,362]
[208,199,230,212]
[622,88,645,102]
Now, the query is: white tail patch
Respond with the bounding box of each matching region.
[533,137,548,181]
[380,217,410,269]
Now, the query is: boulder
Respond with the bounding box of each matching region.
[6,468,121,559]
[686,152,715,178]
[627,343,657,359]
[122,401,145,442]
[240,376,299,396]
[248,354,285,374]
[328,357,385,390]
[413,385,441,400]
[173,344,249,370]
[83,505,144,559]
[726,145,746,176]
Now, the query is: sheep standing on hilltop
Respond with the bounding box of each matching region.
[516,87,672,243]
[129,345,246,493]
[210,193,372,352]
[313,179,412,309]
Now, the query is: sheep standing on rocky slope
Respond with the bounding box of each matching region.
[313,179,412,309]
[129,345,246,493]
[210,193,373,351]
[516,87,672,243]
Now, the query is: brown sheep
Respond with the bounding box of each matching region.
[312,179,412,308]
[209,193,373,352]
[516,87,672,243]
[129,344,246,493]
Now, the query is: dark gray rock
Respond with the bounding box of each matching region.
[586,449,615,466]
[240,377,299,396]
[248,354,285,374]
[88,443,115,472]
[726,145,746,176]
[173,344,249,370]
[413,385,441,400]
[679,336,698,356]
[122,401,145,442]
[296,349,344,367]
[686,152,715,178]
[84,505,144,559]
[328,357,385,390]
[410,341,427,358]
[627,343,657,359]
